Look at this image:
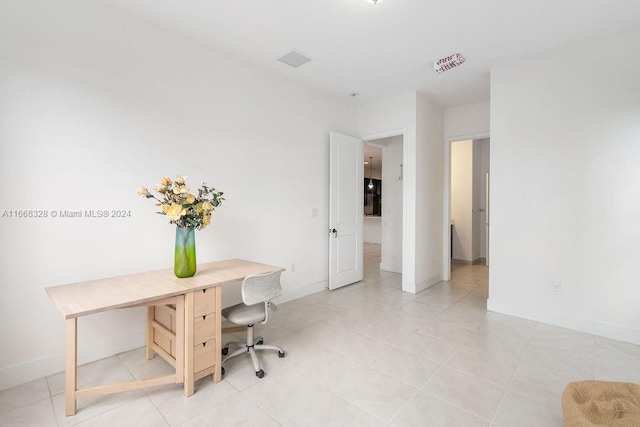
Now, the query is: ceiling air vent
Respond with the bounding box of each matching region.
[434,53,465,73]
[278,50,312,68]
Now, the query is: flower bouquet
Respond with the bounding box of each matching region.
[138,176,224,277]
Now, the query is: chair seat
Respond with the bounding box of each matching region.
[221,269,285,379]
[222,302,277,325]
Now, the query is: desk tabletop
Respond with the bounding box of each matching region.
[46,259,282,319]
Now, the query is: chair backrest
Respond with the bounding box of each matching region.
[241,269,284,306]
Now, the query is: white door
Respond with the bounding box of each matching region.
[485,172,490,266]
[329,131,363,290]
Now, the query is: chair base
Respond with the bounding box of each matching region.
[221,324,285,378]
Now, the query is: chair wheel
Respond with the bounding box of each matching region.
[256,369,265,378]
[222,347,228,356]
[221,367,225,377]
[257,339,264,345]
[278,351,285,358]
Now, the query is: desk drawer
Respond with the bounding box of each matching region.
[153,305,177,358]
[154,305,176,332]
[193,288,216,318]
[193,314,216,344]
[154,331,175,357]
[193,339,216,373]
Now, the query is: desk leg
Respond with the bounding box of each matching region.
[146,306,154,360]
[184,292,195,396]
[174,295,185,383]
[65,318,77,416]
[214,286,222,383]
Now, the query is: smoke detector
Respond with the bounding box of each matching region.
[434,53,465,73]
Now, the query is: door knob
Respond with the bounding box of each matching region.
[329,228,337,238]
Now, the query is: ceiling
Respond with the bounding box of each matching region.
[102,0,640,107]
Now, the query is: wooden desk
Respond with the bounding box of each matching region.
[46,259,281,416]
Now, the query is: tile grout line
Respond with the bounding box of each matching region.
[488,320,540,426]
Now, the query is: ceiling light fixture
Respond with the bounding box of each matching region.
[366,0,383,4]
[368,157,374,190]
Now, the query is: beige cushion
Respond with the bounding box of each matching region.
[562,380,640,427]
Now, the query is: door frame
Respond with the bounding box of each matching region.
[361,128,407,280]
[443,132,490,281]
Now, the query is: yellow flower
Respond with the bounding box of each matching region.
[140,176,223,230]
[202,213,211,228]
[162,203,186,221]
[173,185,190,195]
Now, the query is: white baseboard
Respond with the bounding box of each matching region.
[379,262,401,273]
[403,275,442,294]
[451,258,473,265]
[274,280,328,305]
[487,298,640,346]
[415,275,442,294]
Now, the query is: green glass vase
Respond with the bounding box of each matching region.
[174,227,196,278]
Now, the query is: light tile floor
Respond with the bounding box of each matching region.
[2,244,640,426]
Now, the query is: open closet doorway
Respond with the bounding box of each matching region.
[364,136,403,274]
[447,137,490,277]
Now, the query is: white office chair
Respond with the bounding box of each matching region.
[221,269,286,378]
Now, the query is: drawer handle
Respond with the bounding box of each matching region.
[202,342,207,347]
[202,289,207,293]
[202,315,206,320]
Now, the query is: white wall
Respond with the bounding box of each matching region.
[444,100,490,140]
[357,92,444,293]
[381,136,403,272]
[489,28,640,345]
[415,93,444,292]
[363,217,382,244]
[0,0,356,390]
[451,141,473,261]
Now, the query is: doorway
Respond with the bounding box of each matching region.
[445,137,490,278]
[363,136,403,274]
[329,130,405,291]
